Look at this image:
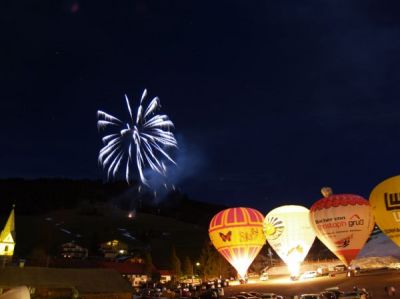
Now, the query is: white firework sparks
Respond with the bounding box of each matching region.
[97,89,178,186]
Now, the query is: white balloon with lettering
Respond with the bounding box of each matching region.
[264,205,316,276]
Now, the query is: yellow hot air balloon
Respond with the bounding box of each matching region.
[369,175,400,247]
[310,192,374,266]
[264,205,316,277]
[209,207,265,278]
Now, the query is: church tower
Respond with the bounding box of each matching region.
[0,205,15,258]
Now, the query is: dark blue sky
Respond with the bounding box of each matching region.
[2,0,400,212]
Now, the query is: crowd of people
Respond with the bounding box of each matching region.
[384,286,396,297]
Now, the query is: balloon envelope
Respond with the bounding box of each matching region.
[369,175,400,247]
[264,205,316,276]
[0,286,30,299]
[310,194,374,266]
[209,207,265,278]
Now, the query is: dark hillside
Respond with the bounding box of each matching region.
[0,207,209,268]
[0,179,226,228]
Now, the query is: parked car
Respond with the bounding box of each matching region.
[300,271,318,280]
[334,264,347,272]
[260,293,278,299]
[347,265,361,277]
[317,267,330,276]
[238,292,255,297]
[199,289,219,299]
[290,274,300,281]
[320,291,337,299]
[239,277,248,284]
[221,279,230,287]
[260,273,269,281]
[248,292,262,297]
[235,295,259,299]
[247,272,259,279]
[238,296,258,299]
[300,294,322,299]
[338,291,361,299]
[321,287,343,299]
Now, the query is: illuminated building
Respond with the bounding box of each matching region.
[100,240,128,259]
[60,242,88,259]
[0,205,15,259]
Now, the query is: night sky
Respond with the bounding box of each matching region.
[2,0,400,212]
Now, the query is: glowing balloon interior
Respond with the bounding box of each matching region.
[310,194,374,266]
[369,175,400,247]
[209,207,265,278]
[264,205,316,277]
[0,286,30,299]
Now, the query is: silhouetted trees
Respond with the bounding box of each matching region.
[144,251,154,276]
[182,256,193,276]
[198,241,232,280]
[170,246,181,280]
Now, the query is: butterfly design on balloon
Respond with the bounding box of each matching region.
[219,231,232,242]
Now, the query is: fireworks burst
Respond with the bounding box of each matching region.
[97,89,178,186]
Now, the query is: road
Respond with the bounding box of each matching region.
[223,270,400,298]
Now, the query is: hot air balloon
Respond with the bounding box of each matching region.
[209,207,265,278]
[263,205,316,277]
[369,175,400,247]
[0,286,30,299]
[309,190,374,266]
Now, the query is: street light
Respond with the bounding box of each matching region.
[193,262,200,277]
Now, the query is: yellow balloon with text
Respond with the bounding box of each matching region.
[209,207,265,278]
[370,175,400,247]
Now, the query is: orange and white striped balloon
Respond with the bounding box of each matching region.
[209,207,265,278]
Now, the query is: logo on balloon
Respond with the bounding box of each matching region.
[219,231,232,242]
[384,192,400,211]
[383,192,400,222]
[316,217,346,230]
[263,216,284,240]
[287,244,304,256]
[334,234,353,248]
[239,228,260,242]
[348,214,364,227]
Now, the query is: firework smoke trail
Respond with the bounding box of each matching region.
[97,89,178,187]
